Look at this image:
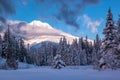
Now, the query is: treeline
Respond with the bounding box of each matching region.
[27,8,120,69]
[0,27,27,69]
[0,8,120,70]
[27,36,94,66]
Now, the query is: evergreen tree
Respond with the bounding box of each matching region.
[78,38,87,65]
[26,44,33,64]
[18,38,27,62]
[115,15,120,68]
[39,42,47,65]
[116,15,120,52]
[3,27,18,69]
[29,46,38,65]
[98,8,118,69]
[70,39,79,65]
[80,37,85,50]
[92,34,101,68]
[85,36,92,64]
[13,37,19,61]
[81,49,87,65]
[56,37,68,65]
[65,43,71,65]
[46,42,54,66]
[88,41,93,64]
[53,54,65,69]
[0,35,2,57]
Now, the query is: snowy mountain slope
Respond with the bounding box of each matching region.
[0,20,93,45]
[6,20,79,45]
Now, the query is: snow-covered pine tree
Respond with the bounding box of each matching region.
[0,35,2,57]
[39,42,47,65]
[70,39,79,65]
[28,46,36,65]
[115,15,120,68]
[92,34,101,68]
[65,43,71,65]
[12,36,19,61]
[30,46,39,65]
[63,38,70,66]
[80,37,85,49]
[56,37,69,65]
[53,54,65,69]
[116,15,120,46]
[46,42,54,66]
[56,38,62,54]
[85,36,92,64]
[26,44,38,65]
[98,8,118,69]
[26,44,33,64]
[35,49,40,66]
[18,38,27,62]
[88,41,93,64]
[77,38,82,65]
[81,49,87,65]
[3,27,18,69]
[78,37,87,65]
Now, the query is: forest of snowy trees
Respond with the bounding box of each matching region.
[0,8,120,70]
[0,27,27,69]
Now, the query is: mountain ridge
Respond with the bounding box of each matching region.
[0,20,92,45]
[7,20,79,45]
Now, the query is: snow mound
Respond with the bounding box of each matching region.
[18,62,37,69]
[0,58,37,69]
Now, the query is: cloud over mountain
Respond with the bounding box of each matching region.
[5,20,78,45]
[35,0,100,29]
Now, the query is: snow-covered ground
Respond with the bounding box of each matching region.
[0,64,120,80]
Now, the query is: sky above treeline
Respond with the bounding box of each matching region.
[0,0,120,40]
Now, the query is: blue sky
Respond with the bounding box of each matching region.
[8,0,120,40]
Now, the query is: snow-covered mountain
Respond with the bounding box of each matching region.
[0,20,93,45]
[5,20,79,45]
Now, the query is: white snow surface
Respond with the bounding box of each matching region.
[0,64,120,80]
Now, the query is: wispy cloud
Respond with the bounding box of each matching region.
[21,0,28,6]
[0,0,16,23]
[83,14,101,33]
[35,0,100,29]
